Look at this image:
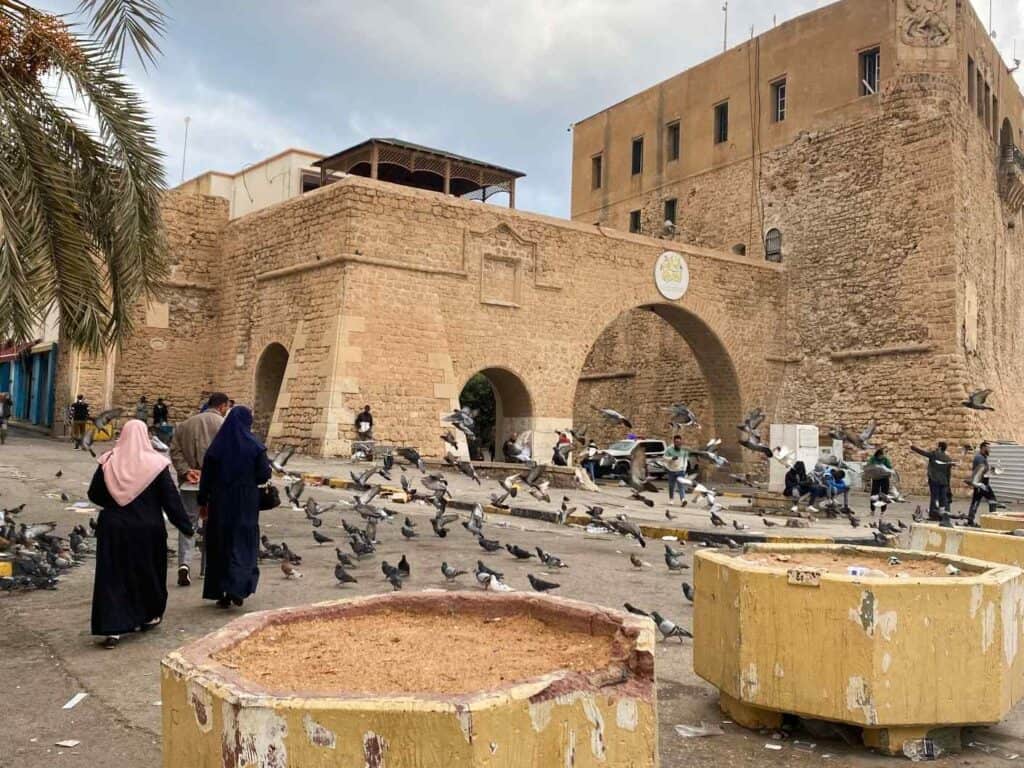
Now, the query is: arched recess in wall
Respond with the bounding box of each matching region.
[458,367,533,461]
[1001,117,1015,153]
[571,302,743,462]
[253,343,289,440]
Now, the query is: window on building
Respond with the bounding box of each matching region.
[771,78,787,122]
[714,101,729,144]
[591,154,603,189]
[968,57,976,110]
[984,82,992,130]
[666,121,681,161]
[992,95,999,141]
[631,137,644,175]
[978,72,985,119]
[859,48,880,96]
[664,198,678,226]
[765,228,782,262]
[629,210,642,233]
[301,173,322,194]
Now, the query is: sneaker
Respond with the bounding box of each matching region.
[177,565,191,587]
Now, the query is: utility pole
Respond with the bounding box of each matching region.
[722,1,728,52]
[990,0,996,38]
[181,116,191,184]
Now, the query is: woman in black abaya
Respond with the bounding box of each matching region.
[89,419,194,648]
[198,406,271,608]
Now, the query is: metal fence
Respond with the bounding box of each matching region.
[989,443,1024,502]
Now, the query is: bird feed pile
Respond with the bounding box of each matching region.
[213,609,617,695]
[738,551,967,578]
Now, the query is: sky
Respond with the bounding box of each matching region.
[40,0,1024,217]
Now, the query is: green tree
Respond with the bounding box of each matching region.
[459,373,496,458]
[0,0,168,353]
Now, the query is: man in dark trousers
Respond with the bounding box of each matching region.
[152,397,169,426]
[967,442,998,527]
[70,394,90,449]
[911,441,953,520]
[354,405,373,441]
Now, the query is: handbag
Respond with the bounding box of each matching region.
[259,483,281,511]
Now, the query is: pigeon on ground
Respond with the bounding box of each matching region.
[441,562,467,582]
[55,469,62,478]
[733,519,749,531]
[334,564,357,584]
[397,555,410,579]
[650,610,692,642]
[528,574,560,592]
[401,521,418,539]
[665,545,686,571]
[312,530,333,545]
[280,561,302,579]
[536,547,568,568]
[506,543,534,560]
[623,602,649,617]
[709,506,727,527]
[630,553,644,568]
[335,548,357,568]
[478,535,502,553]
[682,582,695,603]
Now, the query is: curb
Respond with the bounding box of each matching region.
[296,472,877,547]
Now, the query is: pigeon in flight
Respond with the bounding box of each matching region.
[397,447,426,472]
[962,389,995,411]
[593,406,632,429]
[270,446,295,474]
[666,403,699,429]
[442,407,478,437]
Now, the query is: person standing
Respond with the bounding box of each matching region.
[581,440,600,480]
[134,395,149,424]
[199,406,272,609]
[0,392,12,445]
[88,420,193,648]
[70,394,90,449]
[152,398,169,426]
[911,441,953,520]
[967,442,997,527]
[663,435,690,504]
[866,448,893,516]
[355,405,373,441]
[503,432,523,462]
[169,392,229,587]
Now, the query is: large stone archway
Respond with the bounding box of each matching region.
[253,343,288,440]
[459,366,534,461]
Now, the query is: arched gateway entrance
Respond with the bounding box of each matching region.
[458,367,533,462]
[573,302,743,462]
[253,343,288,440]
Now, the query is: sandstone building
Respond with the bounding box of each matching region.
[53,0,1024,488]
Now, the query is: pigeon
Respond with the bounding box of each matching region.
[442,406,478,437]
[962,388,995,411]
[733,519,749,531]
[312,530,333,545]
[286,477,305,506]
[536,547,568,568]
[335,548,357,568]
[334,564,357,584]
[270,446,296,474]
[280,560,302,579]
[912,506,924,523]
[665,545,687,571]
[763,517,778,527]
[528,574,560,592]
[476,560,504,580]
[485,573,513,591]
[611,515,646,548]
[939,513,954,528]
[55,469,62,478]
[666,403,700,429]
[60,492,70,503]
[709,506,727,527]
[844,420,877,450]
[430,516,451,538]
[593,406,633,429]
[623,602,649,617]
[440,430,459,450]
[478,535,502,553]
[737,408,766,433]
[679,583,695,604]
[499,474,521,498]
[650,611,692,642]
[398,555,411,579]
[489,491,511,509]
[738,429,773,458]
[401,522,418,539]
[506,543,534,560]
[557,497,577,525]
[397,447,426,472]
[729,473,761,489]
[630,553,644,568]
[381,560,402,580]
[441,561,467,582]
[387,570,404,590]
[458,460,482,485]
[665,509,677,520]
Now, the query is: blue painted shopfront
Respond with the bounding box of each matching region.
[0,345,57,427]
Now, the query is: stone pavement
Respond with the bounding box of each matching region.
[1,430,1023,767]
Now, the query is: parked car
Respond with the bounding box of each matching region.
[598,439,668,478]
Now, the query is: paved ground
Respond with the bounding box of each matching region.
[1,429,1023,767]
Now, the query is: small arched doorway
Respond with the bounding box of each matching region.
[458,367,533,462]
[253,343,289,440]
[1001,118,1015,159]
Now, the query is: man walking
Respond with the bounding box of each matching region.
[663,435,690,504]
[911,441,953,520]
[170,392,230,586]
[355,405,373,441]
[152,397,169,426]
[0,392,12,445]
[134,395,149,424]
[70,394,89,449]
[967,442,997,527]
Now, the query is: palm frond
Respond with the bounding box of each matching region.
[75,0,166,68]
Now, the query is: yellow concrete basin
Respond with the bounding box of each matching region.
[980,513,1024,532]
[909,523,1024,569]
[162,591,658,767]
[693,543,1024,754]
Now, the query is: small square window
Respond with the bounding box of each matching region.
[591,154,603,189]
[629,210,642,233]
[714,102,729,144]
[860,48,880,96]
[664,198,677,226]
[666,122,680,161]
[631,137,644,175]
[771,79,787,122]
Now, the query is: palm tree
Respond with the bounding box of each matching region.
[0,0,168,354]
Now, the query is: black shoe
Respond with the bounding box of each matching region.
[230,596,244,607]
[177,565,191,587]
[216,597,231,609]
[141,617,162,632]
[102,635,120,649]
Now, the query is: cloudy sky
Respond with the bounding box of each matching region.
[42,0,1024,216]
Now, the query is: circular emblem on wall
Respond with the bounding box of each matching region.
[654,251,690,300]
[149,338,167,351]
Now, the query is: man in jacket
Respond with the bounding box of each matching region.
[170,392,229,586]
[70,395,89,449]
[911,441,953,520]
[967,442,997,527]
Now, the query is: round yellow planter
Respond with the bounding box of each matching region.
[162,591,658,767]
[693,543,1024,755]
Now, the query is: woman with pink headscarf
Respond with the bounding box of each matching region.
[88,419,194,648]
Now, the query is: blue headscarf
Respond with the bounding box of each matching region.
[203,406,265,478]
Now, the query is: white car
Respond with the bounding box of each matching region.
[600,439,668,478]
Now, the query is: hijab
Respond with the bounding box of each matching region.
[202,406,265,477]
[98,419,171,506]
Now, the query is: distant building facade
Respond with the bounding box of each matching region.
[50,0,1024,490]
